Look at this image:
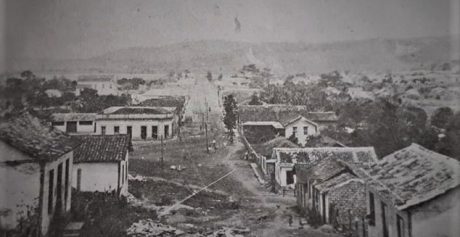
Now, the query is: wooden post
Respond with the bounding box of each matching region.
[205,122,209,153]
[160,135,164,168]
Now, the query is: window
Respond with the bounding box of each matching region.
[65,159,69,206]
[52,121,65,126]
[397,215,405,237]
[381,202,389,237]
[101,126,106,135]
[125,162,128,181]
[121,164,124,185]
[164,125,169,138]
[368,192,375,225]
[114,126,120,134]
[292,127,297,135]
[48,169,54,214]
[79,121,93,125]
[152,126,158,139]
[303,126,309,135]
[77,169,82,191]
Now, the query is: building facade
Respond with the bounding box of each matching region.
[364,144,460,237]
[0,113,78,236]
[72,135,130,196]
[95,106,175,141]
[76,75,118,96]
[51,113,97,134]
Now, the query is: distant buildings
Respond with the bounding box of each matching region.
[363,144,460,237]
[52,113,97,134]
[0,113,79,235]
[72,135,130,196]
[95,106,175,140]
[238,104,338,145]
[76,75,118,96]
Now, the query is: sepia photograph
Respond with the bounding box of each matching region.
[0,0,459,236]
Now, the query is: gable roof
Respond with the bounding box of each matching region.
[273,147,378,165]
[241,121,284,129]
[0,112,80,162]
[283,115,319,128]
[238,105,338,125]
[363,143,460,210]
[73,135,130,163]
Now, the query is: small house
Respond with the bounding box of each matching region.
[363,144,460,237]
[72,135,130,196]
[0,113,79,235]
[51,113,97,134]
[76,75,118,95]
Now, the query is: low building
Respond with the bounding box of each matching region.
[238,104,338,145]
[0,113,79,235]
[51,113,97,134]
[252,137,299,176]
[76,75,118,95]
[272,147,377,188]
[72,135,130,196]
[363,143,460,237]
[95,106,175,141]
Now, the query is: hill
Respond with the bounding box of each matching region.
[6,36,459,74]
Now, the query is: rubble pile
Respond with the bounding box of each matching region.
[126,219,185,236]
[126,219,251,237]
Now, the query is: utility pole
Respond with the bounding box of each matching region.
[160,135,164,168]
[205,122,209,153]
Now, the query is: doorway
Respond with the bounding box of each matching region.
[66,121,77,133]
[164,125,169,138]
[141,126,147,140]
[56,163,63,214]
[127,126,132,139]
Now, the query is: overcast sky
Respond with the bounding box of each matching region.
[2,0,459,60]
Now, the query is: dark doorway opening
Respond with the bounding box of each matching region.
[66,121,77,133]
[152,126,158,139]
[141,126,147,140]
[56,163,63,214]
[164,125,169,138]
[127,126,132,139]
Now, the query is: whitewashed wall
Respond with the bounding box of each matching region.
[95,119,173,140]
[53,121,95,134]
[72,158,128,196]
[0,142,40,231]
[284,118,319,146]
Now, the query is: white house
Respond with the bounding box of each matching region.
[283,116,319,146]
[76,75,118,95]
[96,106,175,141]
[0,113,79,236]
[364,144,460,237]
[51,113,97,134]
[72,135,130,196]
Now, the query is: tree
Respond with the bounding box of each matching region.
[248,93,262,105]
[207,71,213,82]
[223,94,238,143]
[431,107,454,129]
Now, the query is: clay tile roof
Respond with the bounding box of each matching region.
[315,172,358,192]
[273,147,378,165]
[252,137,299,157]
[0,112,80,162]
[307,158,348,182]
[363,143,460,210]
[73,135,130,163]
[106,106,171,115]
[238,105,338,125]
